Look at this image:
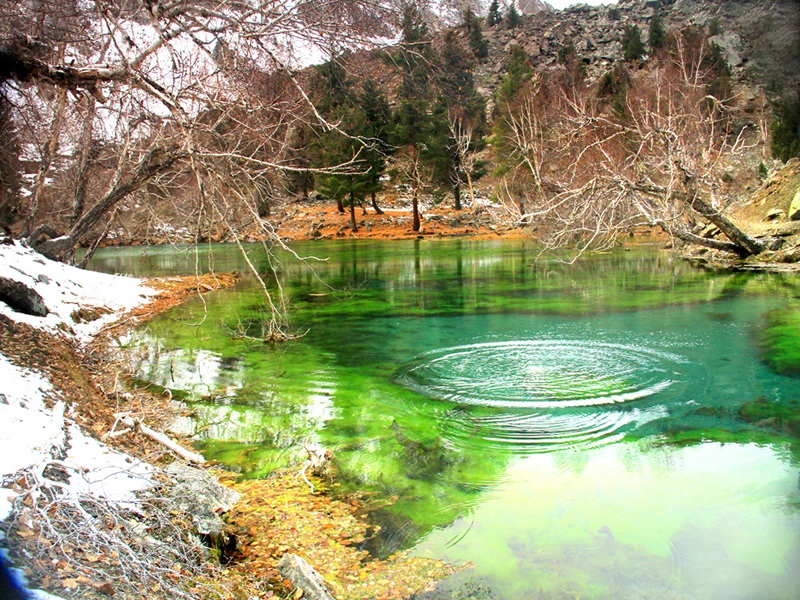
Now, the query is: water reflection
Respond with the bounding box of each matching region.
[414,442,800,600]
[91,240,800,598]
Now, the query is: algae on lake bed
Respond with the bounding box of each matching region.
[90,240,800,599]
[760,304,800,376]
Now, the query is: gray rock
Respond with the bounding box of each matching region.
[709,32,743,67]
[278,553,335,600]
[789,189,800,221]
[0,276,48,317]
[164,463,240,539]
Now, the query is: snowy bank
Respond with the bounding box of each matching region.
[0,240,158,597]
[0,240,157,342]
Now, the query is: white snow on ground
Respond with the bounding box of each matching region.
[0,240,157,342]
[0,240,159,598]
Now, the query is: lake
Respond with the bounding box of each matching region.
[88,239,800,599]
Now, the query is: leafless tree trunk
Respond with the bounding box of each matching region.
[500,37,765,258]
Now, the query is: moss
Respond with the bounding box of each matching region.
[759,306,800,375]
[739,397,800,438]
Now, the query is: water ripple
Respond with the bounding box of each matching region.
[394,340,686,452]
[395,340,685,408]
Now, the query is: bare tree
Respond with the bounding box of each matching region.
[0,0,413,261]
[499,31,766,258]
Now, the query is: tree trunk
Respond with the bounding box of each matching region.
[652,219,746,255]
[371,191,384,215]
[29,146,183,262]
[412,189,421,232]
[453,182,462,211]
[336,197,345,213]
[23,44,68,237]
[71,95,97,226]
[688,196,764,257]
[348,193,358,232]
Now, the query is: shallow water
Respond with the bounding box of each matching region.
[89,239,800,599]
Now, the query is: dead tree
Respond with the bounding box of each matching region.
[501,34,765,258]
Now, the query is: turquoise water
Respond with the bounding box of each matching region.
[89,239,800,599]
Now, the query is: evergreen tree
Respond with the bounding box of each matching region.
[283,123,315,200]
[622,25,645,62]
[505,3,522,29]
[492,44,533,171]
[557,42,586,85]
[358,80,393,214]
[463,8,488,59]
[314,104,375,232]
[487,0,503,27]
[311,55,353,114]
[495,44,532,109]
[392,2,436,231]
[649,14,666,52]
[770,95,800,162]
[397,3,433,100]
[309,58,391,228]
[433,31,487,209]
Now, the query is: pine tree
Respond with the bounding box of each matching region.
[463,8,488,59]
[392,3,435,231]
[622,25,645,62]
[487,0,503,27]
[649,14,666,52]
[358,80,392,214]
[433,31,486,210]
[505,3,522,30]
[492,44,533,171]
[314,104,373,232]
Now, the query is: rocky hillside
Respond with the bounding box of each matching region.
[477,0,799,100]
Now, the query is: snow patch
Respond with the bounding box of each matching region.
[0,241,160,597]
[0,240,157,341]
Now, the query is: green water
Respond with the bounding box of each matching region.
[89,239,800,599]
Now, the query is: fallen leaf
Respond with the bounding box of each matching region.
[96,581,116,595]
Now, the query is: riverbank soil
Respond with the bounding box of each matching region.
[270,194,522,242]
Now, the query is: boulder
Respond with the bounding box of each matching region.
[164,463,240,541]
[278,553,335,600]
[789,189,800,221]
[0,276,48,317]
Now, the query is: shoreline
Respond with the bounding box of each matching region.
[0,241,462,599]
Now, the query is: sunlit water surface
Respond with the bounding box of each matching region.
[89,239,800,599]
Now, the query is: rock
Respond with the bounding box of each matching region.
[0,276,48,317]
[765,208,786,221]
[278,553,335,600]
[164,463,240,541]
[789,189,800,221]
[710,32,743,67]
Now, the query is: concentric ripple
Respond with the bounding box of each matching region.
[395,340,689,452]
[395,340,685,408]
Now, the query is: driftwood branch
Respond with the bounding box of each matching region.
[298,442,334,494]
[108,414,205,464]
